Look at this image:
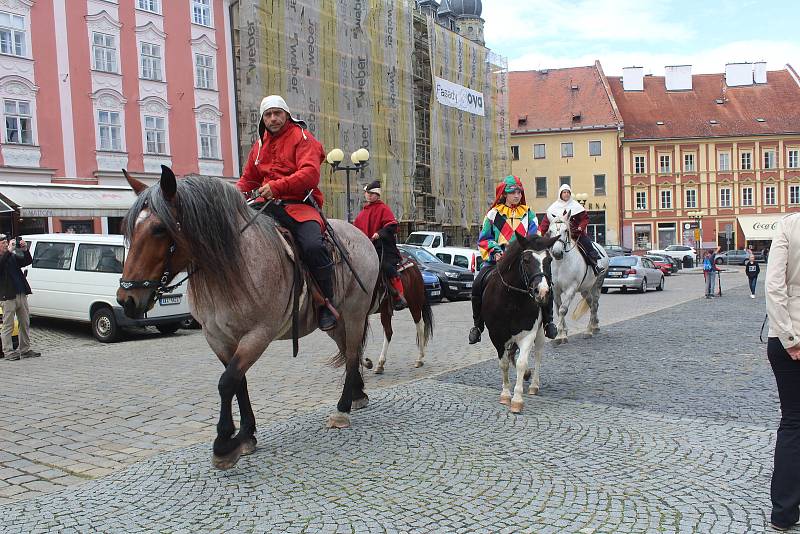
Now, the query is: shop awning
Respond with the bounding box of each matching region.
[737,214,782,240]
[0,182,137,217]
[0,198,12,213]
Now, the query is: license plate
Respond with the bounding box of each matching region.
[430,290,440,296]
[607,272,622,277]
[159,295,181,306]
[464,282,473,288]
[449,285,459,290]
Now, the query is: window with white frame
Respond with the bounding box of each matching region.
[685,188,697,208]
[533,143,545,159]
[790,185,800,205]
[635,190,647,210]
[764,150,777,169]
[97,110,121,151]
[510,145,519,160]
[140,42,162,81]
[4,99,33,144]
[789,149,799,169]
[740,151,752,170]
[92,32,117,73]
[144,115,167,154]
[765,185,776,205]
[634,155,646,174]
[719,187,732,208]
[683,153,695,172]
[192,0,212,27]
[660,189,672,209]
[718,152,730,171]
[137,0,160,13]
[561,142,573,158]
[742,186,753,206]
[199,122,218,159]
[589,140,601,156]
[0,11,26,57]
[195,53,214,89]
[659,154,671,173]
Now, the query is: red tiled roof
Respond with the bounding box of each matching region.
[508,64,621,134]
[608,68,800,140]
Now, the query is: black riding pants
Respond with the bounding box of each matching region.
[769,337,800,528]
[578,234,599,259]
[267,205,334,299]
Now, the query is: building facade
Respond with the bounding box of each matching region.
[0,0,238,236]
[609,64,800,254]
[509,62,623,245]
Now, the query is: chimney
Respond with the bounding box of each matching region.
[665,65,692,91]
[725,62,754,87]
[622,67,644,91]
[754,61,767,84]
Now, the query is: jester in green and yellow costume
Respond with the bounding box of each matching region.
[468,176,558,344]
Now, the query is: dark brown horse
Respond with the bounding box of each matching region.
[116,166,379,470]
[365,261,434,373]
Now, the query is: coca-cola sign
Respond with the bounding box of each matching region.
[753,221,777,231]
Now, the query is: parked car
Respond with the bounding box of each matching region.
[420,270,443,303]
[22,234,192,342]
[405,231,483,272]
[602,255,665,293]
[604,244,632,257]
[0,308,19,356]
[647,244,696,265]
[715,249,763,265]
[643,255,672,276]
[397,244,474,301]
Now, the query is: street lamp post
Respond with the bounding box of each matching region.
[574,192,588,207]
[326,148,370,223]
[687,210,704,264]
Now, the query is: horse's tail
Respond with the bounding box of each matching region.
[419,299,434,348]
[327,314,371,368]
[572,297,590,320]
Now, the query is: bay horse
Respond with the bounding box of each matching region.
[545,211,609,344]
[116,166,379,470]
[482,233,558,413]
[366,260,434,374]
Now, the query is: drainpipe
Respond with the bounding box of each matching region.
[617,126,625,247]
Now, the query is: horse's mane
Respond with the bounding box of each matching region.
[124,176,283,311]
[497,235,552,275]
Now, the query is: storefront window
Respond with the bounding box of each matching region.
[18,217,48,235]
[587,211,606,245]
[634,224,651,250]
[61,220,93,234]
[657,222,677,248]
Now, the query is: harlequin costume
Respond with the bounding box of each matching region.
[236,95,337,331]
[353,180,407,311]
[469,176,558,344]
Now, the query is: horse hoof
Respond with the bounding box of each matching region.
[240,436,257,456]
[352,397,369,411]
[326,412,351,429]
[414,361,424,368]
[529,386,540,396]
[592,327,600,334]
[523,370,532,382]
[583,333,593,339]
[374,366,384,375]
[212,447,243,470]
[500,394,512,405]
[363,358,373,370]
[510,400,524,414]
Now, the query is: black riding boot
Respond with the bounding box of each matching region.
[579,235,602,275]
[542,258,558,339]
[468,294,483,344]
[316,273,337,332]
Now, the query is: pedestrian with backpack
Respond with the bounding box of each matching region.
[745,253,760,299]
[704,247,721,298]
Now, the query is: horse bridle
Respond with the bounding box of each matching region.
[119,240,191,302]
[497,249,546,299]
[551,219,578,253]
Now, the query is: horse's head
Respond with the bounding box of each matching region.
[513,233,558,304]
[548,209,572,260]
[116,165,190,319]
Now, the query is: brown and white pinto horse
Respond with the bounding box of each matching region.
[365,260,434,374]
[117,166,379,470]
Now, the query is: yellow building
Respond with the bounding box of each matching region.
[609,64,800,253]
[508,62,623,245]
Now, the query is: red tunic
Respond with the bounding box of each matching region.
[538,210,589,238]
[236,121,325,228]
[353,200,398,238]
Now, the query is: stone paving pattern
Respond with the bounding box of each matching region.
[0,273,779,532]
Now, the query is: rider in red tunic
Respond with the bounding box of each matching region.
[236,95,337,331]
[353,180,408,311]
[538,184,600,274]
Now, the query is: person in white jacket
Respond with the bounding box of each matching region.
[765,212,800,531]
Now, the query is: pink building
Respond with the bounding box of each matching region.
[0,0,238,235]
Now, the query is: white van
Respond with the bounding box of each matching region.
[22,233,192,343]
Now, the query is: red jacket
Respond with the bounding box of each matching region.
[353,200,398,239]
[236,121,325,228]
[539,210,589,238]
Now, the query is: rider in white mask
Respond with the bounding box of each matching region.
[539,184,601,274]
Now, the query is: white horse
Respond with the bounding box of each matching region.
[546,211,609,344]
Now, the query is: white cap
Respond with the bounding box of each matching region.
[259,95,291,118]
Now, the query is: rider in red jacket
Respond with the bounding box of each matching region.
[539,184,600,274]
[236,95,337,331]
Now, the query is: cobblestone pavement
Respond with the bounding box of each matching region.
[1,277,777,532]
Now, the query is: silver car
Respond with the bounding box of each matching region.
[602,255,665,293]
